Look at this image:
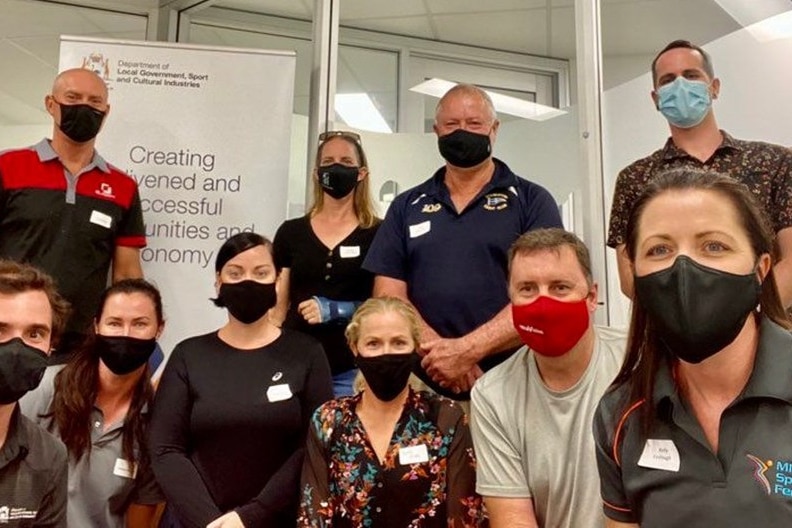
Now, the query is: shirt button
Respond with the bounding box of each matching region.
[375,507,381,513]
[94,421,101,428]
[326,262,332,269]
[327,250,333,257]
[325,275,330,281]
[377,482,383,488]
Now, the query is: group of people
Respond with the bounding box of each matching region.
[1,37,791,528]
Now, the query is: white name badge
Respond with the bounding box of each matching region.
[266,383,293,402]
[339,245,361,259]
[637,439,680,472]
[90,210,112,229]
[113,458,138,479]
[398,444,429,465]
[409,220,431,239]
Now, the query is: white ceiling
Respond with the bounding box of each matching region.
[1,0,790,127]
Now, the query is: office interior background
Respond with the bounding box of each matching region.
[3,0,792,327]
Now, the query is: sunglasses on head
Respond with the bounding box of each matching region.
[318,130,362,143]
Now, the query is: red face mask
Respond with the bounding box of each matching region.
[511,295,590,357]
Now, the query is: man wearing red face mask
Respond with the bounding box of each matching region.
[470,228,626,528]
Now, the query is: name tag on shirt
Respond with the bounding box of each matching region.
[339,245,360,259]
[637,439,680,472]
[90,210,112,229]
[398,444,429,465]
[409,221,431,239]
[266,383,293,402]
[113,458,138,479]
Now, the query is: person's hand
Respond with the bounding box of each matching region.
[298,299,322,325]
[206,511,245,528]
[451,365,484,393]
[420,337,478,391]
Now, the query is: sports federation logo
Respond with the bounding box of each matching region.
[747,454,772,494]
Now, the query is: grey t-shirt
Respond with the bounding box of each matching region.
[471,326,626,528]
[19,366,162,528]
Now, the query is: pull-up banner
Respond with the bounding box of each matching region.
[60,36,295,356]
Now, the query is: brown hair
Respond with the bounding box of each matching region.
[651,39,715,86]
[345,296,421,351]
[49,279,162,463]
[309,132,379,229]
[508,228,593,286]
[612,169,789,434]
[0,259,70,346]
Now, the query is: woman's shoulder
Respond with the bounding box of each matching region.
[276,215,310,236]
[310,396,356,440]
[170,331,221,357]
[413,390,467,431]
[277,328,325,355]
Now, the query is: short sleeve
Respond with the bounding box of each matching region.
[131,458,164,505]
[116,186,146,247]
[469,383,530,497]
[769,146,792,232]
[519,182,563,233]
[361,196,408,280]
[592,395,637,523]
[273,220,294,270]
[606,167,634,248]
[19,366,59,424]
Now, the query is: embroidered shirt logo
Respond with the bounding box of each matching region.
[0,505,38,523]
[421,203,441,214]
[747,454,772,494]
[96,182,115,199]
[483,192,508,211]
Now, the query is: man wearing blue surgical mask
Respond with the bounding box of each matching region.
[607,39,792,306]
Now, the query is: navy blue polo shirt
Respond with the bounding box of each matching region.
[363,158,561,341]
[594,317,792,527]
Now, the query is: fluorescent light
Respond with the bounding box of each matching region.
[334,93,392,133]
[410,78,566,122]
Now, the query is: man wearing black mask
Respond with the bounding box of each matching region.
[0,69,146,362]
[0,260,69,527]
[363,84,563,398]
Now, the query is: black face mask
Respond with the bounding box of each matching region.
[215,280,277,324]
[356,352,416,402]
[96,335,157,375]
[0,338,49,404]
[635,255,761,364]
[437,129,492,168]
[57,102,106,143]
[319,164,359,200]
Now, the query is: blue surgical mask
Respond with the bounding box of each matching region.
[656,77,712,129]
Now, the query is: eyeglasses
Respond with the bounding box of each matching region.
[318,130,361,143]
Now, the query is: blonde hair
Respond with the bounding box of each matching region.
[435,83,497,124]
[345,297,421,352]
[309,134,379,229]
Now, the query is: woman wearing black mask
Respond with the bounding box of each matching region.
[594,169,792,527]
[20,278,165,528]
[297,296,485,527]
[272,131,380,398]
[150,232,333,528]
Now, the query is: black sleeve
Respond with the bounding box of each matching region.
[148,346,223,528]
[235,339,334,525]
[35,443,67,528]
[272,220,293,270]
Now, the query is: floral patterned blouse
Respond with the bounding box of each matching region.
[298,388,485,527]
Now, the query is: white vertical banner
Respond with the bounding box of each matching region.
[59,36,295,355]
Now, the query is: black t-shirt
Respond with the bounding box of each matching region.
[273,216,379,374]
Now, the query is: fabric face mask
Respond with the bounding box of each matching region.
[656,77,712,129]
[318,164,360,200]
[512,296,590,357]
[634,255,761,364]
[437,129,492,168]
[215,280,277,324]
[96,335,157,375]
[0,338,49,404]
[356,352,415,402]
[57,101,106,143]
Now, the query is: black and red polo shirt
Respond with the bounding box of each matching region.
[0,139,146,334]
